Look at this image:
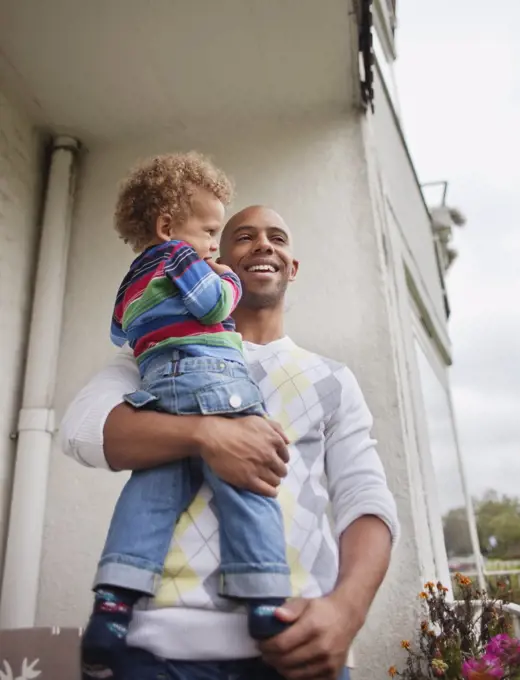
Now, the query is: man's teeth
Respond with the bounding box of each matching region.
[247,265,276,272]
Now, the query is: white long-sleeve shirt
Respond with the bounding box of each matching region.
[61,336,399,661]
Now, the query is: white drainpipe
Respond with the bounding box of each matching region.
[0,136,79,628]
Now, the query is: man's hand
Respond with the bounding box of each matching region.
[196,416,290,497]
[260,517,392,679]
[259,595,361,679]
[206,258,233,276]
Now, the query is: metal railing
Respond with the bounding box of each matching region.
[451,601,520,638]
[452,569,520,600]
[503,602,520,637]
[450,568,520,637]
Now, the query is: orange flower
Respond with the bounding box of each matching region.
[401,640,411,650]
[455,572,472,586]
[419,591,429,599]
[424,581,435,590]
[388,666,398,678]
[421,621,429,632]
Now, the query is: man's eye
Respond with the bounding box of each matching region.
[237,235,251,242]
[272,236,286,243]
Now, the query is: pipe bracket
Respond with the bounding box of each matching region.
[17,407,55,434]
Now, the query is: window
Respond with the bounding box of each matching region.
[373,16,401,116]
[411,309,483,587]
[373,0,397,62]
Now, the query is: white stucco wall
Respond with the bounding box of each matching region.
[0,88,41,573]
[371,71,449,351]
[35,112,431,676]
[369,70,454,576]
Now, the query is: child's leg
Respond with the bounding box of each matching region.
[203,462,292,640]
[82,457,203,675]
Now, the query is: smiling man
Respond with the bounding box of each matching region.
[61,205,399,680]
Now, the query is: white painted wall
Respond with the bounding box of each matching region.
[369,70,456,581]
[0,88,41,573]
[35,112,436,676]
[371,71,449,351]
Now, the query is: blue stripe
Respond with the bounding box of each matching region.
[130,296,189,327]
[164,246,223,320]
[110,321,126,347]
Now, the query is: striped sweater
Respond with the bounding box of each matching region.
[111,241,244,366]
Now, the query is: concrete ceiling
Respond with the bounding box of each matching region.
[0,0,359,142]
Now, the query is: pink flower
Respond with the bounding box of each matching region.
[462,656,505,680]
[485,634,520,666]
[486,634,514,658]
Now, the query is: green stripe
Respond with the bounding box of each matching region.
[200,280,234,325]
[123,277,176,329]
[137,332,244,364]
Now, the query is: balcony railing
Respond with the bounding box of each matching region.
[452,600,520,639]
[504,602,520,637]
[452,567,520,637]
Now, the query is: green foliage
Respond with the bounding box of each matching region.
[443,491,520,560]
[477,492,520,560]
[443,507,473,557]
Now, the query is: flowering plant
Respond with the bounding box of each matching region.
[388,574,520,679]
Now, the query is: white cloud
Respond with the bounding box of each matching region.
[396,0,520,503]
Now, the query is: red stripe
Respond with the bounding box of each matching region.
[231,281,241,307]
[124,268,161,308]
[114,301,124,323]
[134,320,225,356]
[171,241,185,255]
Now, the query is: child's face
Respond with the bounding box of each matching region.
[158,188,225,260]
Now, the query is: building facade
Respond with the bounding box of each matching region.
[0,1,478,676]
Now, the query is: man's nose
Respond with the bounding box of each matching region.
[253,236,274,253]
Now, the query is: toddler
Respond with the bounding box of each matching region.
[81,153,291,676]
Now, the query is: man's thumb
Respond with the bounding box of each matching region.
[274,598,309,622]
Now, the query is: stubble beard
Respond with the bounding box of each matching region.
[240,280,289,311]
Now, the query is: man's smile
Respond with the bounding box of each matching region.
[246,264,277,273]
[243,259,280,277]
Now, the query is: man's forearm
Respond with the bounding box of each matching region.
[104,403,204,470]
[330,515,392,627]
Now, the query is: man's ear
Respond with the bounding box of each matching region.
[289,259,299,282]
[155,214,172,242]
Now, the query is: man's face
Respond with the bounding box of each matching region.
[219,207,299,309]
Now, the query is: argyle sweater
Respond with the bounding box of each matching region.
[111,241,244,366]
[61,337,400,661]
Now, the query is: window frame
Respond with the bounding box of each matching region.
[373,0,397,62]
[409,295,485,590]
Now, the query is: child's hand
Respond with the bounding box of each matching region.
[206,258,233,276]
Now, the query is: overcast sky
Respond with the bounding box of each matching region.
[395,0,520,502]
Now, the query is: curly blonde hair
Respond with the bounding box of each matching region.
[114,152,234,252]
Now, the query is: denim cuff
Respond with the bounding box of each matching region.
[219,571,292,599]
[94,559,161,596]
